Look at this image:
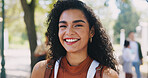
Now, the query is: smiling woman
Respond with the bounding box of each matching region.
[31,0,119,78]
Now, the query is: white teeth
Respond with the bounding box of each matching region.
[66,39,78,42]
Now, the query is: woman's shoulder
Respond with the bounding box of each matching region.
[102,68,118,78]
[31,60,48,78]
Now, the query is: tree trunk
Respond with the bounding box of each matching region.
[20,0,37,72]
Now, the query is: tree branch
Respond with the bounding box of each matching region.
[20,0,29,12]
[30,0,35,8]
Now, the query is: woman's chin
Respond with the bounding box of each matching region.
[66,50,76,53]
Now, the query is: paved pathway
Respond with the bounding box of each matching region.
[0,49,148,78]
[0,49,31,78]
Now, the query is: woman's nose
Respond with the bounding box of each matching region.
[65,27,75,35]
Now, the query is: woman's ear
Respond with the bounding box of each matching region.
[89,26,95,38]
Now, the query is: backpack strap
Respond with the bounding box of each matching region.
[54,59,61,78]
[87,60,99,78]
[96,65,107,78]
[44,59,55,78]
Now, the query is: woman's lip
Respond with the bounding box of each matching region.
[65,41,77,45]
[64,38,78,39]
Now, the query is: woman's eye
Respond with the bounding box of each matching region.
[59,25,67,28]
[75,25,83,27]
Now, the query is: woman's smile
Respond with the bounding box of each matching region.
[64,38,80,45]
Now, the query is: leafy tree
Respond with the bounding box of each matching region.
[114,0,140,43]
[20,0,57,71]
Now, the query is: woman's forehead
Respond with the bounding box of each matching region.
[59,9,87,22]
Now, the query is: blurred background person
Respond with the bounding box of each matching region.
[34,32,50,62]
[127,31,143,78]
[123,40,133,78]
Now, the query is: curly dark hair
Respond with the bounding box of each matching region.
[47,0,119,73]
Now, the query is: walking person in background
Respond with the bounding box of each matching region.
[34,32,50,62]
[31,0,119,78]
[127,31,143,78]
[123,40,133,78]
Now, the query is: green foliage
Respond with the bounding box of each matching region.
[27,0,32,4]
[3,0,56,48]
[4,0,28,48]
[35,0,57,43]
[114,0,140,43]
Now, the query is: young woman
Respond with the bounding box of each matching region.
[31,0,119,78]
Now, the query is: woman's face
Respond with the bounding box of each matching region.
[58,9,91,53]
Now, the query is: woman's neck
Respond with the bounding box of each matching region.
[66,51,88,66]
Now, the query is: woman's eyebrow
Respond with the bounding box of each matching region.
[59,20,85,24]
[73,20,85,23]
[59,21,67,24]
